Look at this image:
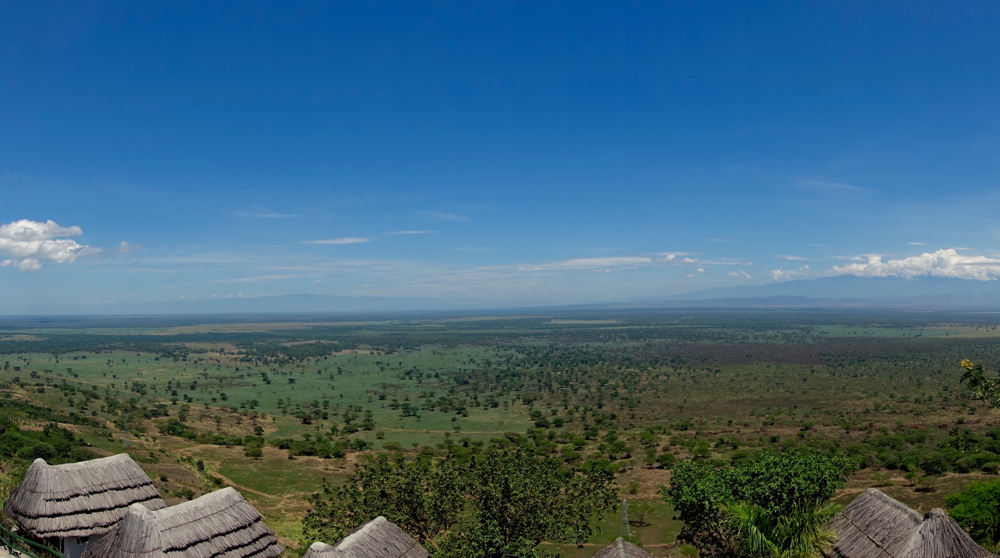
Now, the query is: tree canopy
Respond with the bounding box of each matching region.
[661,451,856,558]
[303,449,618,558]
[946,477,1000,549]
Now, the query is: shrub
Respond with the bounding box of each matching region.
[30,443,56,460]
[946,478,1000,547]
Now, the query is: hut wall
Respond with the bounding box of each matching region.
[63,534,104,558]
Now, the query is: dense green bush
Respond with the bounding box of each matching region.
[0,417,92,464]
[946,478,1000,548]
[662,450,856,557]
[304,449,617,558]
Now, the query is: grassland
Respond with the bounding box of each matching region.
[2,310,1000,556]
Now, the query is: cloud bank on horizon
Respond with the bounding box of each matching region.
[766,249,1000,283]
[3,213,1000,312]
[6,217,998,286]
[829,249,1000,282]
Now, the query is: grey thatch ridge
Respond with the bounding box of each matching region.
[303,516,429,558]
[81,487,282,558]
[592,537,653,558]
[4,454,166,539]
[830,488,994,558]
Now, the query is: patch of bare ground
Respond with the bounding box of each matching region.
[0,335,46,342]
[329,349,383,356]
[543,542,676,558]
[835,468,1000,513]
[616,466,671,498]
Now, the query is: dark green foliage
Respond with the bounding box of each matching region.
[842,425,1000,474]
[436,449,618,558]
[946,478,1000,548]
[303,449,617,558]
[0,416,90,464]
[720,500,841,558]
[661,451,856,557]
[271,436,347,458]
[961,360,1000,408]
[303,455,465,545]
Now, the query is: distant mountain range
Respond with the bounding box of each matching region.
[12,276,1000,316]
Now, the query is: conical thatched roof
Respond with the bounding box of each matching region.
[81,487,282,558]
[593,537,653,558]
[830,488,995,558]
[303,516,429,558]
[4,454,166,539]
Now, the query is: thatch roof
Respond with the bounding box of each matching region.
[4,454,166,539]
[81,487,281,558]
[303,516,429,558]
[593,537,653,558]
[830,488,995,558]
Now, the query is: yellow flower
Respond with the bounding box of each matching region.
[961,359,975,370]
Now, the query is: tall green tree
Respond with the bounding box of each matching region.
[303,449,618,558]
[722,500,841,558]
[661,451,855,558]
[946,477,1000,550]
[436,449,617,557]
[303,455,465,544]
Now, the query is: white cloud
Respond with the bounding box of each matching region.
[517,257,654,272]
[117,241,143,253]
[386,230,437,235]
[697,268,706,273]
[652,253,700,265]
[515,254,700,272]
[0,219,82,241]
[0,219,101,271]
[499,252,755,273]
[16,259,42,271]
[302,237,371,245]
[908,242,926,246]
[728,270,752,279]
[776,255,808,261]
[683,273,695,278]
[772,264,810,281]
[210,274,297,284]
[830,249,1000,281]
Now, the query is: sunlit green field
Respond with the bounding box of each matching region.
[4,311,1000,556]
[0,344,533,450]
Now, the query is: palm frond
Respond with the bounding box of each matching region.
[722,501,779,558]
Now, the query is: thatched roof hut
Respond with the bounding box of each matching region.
[830,488,995,558]
[81,487,282,558]
[4,454,166,540]
[303,516,429,558]
[593,537,653,558]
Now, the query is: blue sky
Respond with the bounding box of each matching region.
[2,1,1000,312]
